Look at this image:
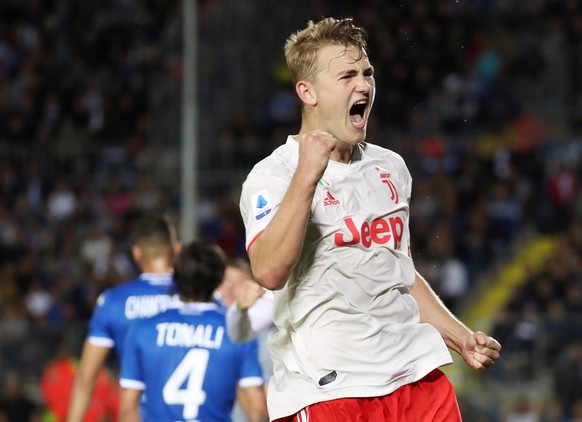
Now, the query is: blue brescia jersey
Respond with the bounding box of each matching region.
[120,302,263,422]
[88,272,178,359]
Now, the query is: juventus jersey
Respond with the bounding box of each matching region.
[88,272,178,360]
[240,136,453,420]
[120,302,264,422]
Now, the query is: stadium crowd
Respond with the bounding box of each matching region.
[1,0,582,421]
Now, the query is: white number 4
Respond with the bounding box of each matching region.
[162,349,210,420]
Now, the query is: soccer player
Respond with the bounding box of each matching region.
[118,241,268,422]
[214,258,255,308]
[239,17,502,421]
[222,258,274,343]
[219,258,273,422]
[67,215,180,422]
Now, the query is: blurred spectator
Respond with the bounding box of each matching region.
[546,163,580,231]
[415,222,470,314]
[511,304,540,380]
[485,181,522,258]
[40,342,118,422]
[554,343,582,420]
[47,182,77,224]
[103,181,134,220]
[501,396,539,422]
[24,280,53,321]
[0,296,29,372]
[92,246,135,288]
[133,174,162,214]
[544,300,571,366]
[0,372,40,422]
[80,227,113,270]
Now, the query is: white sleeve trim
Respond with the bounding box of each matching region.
[88,336,115,348]
[239,376,264,388]
[119,378,146,390]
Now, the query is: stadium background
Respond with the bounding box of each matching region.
[1,0,581,420]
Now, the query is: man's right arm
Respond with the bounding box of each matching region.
[247,172,316,290]
[66,341,110,422]
[248,132,336,290]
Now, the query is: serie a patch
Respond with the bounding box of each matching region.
[251,190,272,221]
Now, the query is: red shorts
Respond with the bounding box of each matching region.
[274,369,461,422]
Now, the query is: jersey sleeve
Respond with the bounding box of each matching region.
[119,323,146,391]
[237,339,264,388]
[239,171,291,251]
[226,292,273,343]
[87,290,115,348]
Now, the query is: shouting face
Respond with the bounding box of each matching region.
[301,44,375,146]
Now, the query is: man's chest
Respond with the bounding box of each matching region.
[309,164,409,251]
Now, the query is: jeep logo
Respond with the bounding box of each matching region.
[334,216,404,249]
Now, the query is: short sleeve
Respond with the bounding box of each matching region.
[238,339,264,388]
[119,323,146,391]
[239,172,291,251]
[87,290,115,348]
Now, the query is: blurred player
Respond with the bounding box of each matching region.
[218,258,273,422]
[119,241,268,422]
[67,215,180,422]
[239,17,501,421]
[214,258,253,308]
[221,258,274,343]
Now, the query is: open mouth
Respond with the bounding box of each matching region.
[349,100,368,129]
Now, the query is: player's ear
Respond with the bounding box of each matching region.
[296,80,317,106]
[131,245,142,265]
[173,241,183,255]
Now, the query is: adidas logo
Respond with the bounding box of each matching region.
[323,191,340,206]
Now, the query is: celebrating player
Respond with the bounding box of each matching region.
[239,17,501,421]
[67,215,180,422]
[118,241,268,422]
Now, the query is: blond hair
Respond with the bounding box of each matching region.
[284,17,368,84]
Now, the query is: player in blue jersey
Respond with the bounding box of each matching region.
[67,215,181,422]
[119,241,268,422]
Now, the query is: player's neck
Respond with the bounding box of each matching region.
[330,142,353,164]
[140,258,173,274]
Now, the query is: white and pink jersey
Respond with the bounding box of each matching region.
[240,136,452,420]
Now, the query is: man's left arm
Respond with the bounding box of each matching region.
[118,388,141,422]
[237,385,269,422]
[410,271,501,371]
